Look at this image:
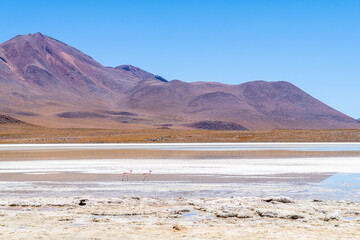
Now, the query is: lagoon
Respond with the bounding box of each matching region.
[0,143,359,201]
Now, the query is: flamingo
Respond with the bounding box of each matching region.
[122,169,133,181]
[143,170,152,181]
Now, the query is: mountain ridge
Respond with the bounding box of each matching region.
[0,33,358,130]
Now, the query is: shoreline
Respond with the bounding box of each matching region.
[2,143,360,162]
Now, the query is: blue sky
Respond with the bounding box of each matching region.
[1,0,359,118]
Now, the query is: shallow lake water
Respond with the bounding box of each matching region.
[2,143,360,151]
[0,143,359,201]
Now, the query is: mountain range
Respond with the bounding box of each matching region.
[0,33,358,130]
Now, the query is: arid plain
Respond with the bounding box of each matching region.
[1,123,360,144]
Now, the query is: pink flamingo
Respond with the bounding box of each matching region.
[143,170,152,181]
[122,169,133,181]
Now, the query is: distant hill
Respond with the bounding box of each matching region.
[0,33,359,130]
[189,121,248,130]
[0,115,23,124]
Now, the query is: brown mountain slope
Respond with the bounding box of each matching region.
[0,115,23,124]
[0,33,358,130]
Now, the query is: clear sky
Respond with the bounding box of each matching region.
[1,0,359,118]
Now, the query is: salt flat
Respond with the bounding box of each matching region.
[0,157,359,175]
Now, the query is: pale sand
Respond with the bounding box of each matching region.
[0,196,359,239]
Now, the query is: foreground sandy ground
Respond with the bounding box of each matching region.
[0,196,359,239]
[1,124,360,143]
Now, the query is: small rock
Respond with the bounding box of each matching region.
[9,201,30,207]
[130,195,140,200]
[173,223,186,231]
[282,213,304,220]
[173,209,191,214]
[216,212,237,218]
[236,213,252,219]
[262,197,273,203]
[194,206,207,212]
[314,208,327,214]
[92,218,110,223]
[124,195,140,200]
[262,196,294,204]
[257,209,303,219]
[79,199,87,206]
[257,210,279,218]
[323,211,340,221]
[58,218,73,222]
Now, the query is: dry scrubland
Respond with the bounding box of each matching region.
[0,124,360,143]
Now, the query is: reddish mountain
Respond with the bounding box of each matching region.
[0,33,358,130]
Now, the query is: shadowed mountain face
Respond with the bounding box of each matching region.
[0,33,358,130]
[0,114,25,124]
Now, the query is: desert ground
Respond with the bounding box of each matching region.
[1,123,360,144]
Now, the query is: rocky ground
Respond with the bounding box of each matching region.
[0,196,359,239]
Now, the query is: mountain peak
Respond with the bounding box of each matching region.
[115,65,168,82]
[30,32,45,38]
[6,32,46,44]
